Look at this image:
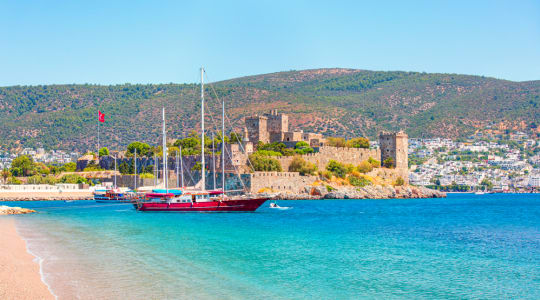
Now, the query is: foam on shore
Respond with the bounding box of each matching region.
[0,217,55,300]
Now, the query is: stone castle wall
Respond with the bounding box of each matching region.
[249,172,316,194]
[276,146,381,172]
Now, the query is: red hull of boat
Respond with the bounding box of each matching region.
[136,198,269,212]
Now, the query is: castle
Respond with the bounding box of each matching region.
[225,111,409,183]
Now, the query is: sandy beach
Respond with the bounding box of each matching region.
[0,218,55,300]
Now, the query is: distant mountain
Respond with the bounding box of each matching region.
[0,68,538,152]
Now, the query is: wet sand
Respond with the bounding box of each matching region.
[0,218,55,300]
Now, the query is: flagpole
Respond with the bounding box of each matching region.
[97,113,100,155]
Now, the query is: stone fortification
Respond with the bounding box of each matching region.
[245,110,323,146]
[379,131,409,183]
[277,146,380,172]
[249,172,317,194]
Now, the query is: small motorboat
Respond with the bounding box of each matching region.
[269,202,292,210]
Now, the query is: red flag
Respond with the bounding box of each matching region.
[98,110,105,123]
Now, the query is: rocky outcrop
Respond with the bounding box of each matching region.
[270,184,446,200]
[0,205,36,215]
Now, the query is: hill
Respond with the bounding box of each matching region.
[0,68,538,152]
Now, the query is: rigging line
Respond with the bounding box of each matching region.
[203,71,257,173]
[201,91,248,192]
[222,139,249,192]
[202,72,250,191]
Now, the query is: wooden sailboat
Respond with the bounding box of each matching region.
[135,68,268,212]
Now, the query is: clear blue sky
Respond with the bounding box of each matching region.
[1,0,539,86]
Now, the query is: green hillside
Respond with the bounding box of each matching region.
[0,68,538,152]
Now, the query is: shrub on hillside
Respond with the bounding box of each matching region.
[139,173,155,179]
[346,137,369,149]
[63,162,77,172]
[349,174,371,187]
[248,153,282,172]
[383,157,395,168]
[288,156,317,175]
[8,177,22,185]
[321,170,332,180]
[255,150,282,157]
[83,161,103,172]
[292,141,313,154]
[326,137,346,147]
[357,160,374,173]
[326,160,347,178]
[393,177,405,186]
[368,157,380,168]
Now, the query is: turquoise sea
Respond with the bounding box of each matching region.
[5,193,539,299]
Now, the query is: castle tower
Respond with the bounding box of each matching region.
[245,115,269,144]
[379,131,408,170]
[266,110,289,143]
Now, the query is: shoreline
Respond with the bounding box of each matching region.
[0,217,55,300]
[0,191,92,201]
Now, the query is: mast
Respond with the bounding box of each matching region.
[113,156,117,188]
[222,94,225,193]
[200,67,205,191]
[212,132,216,190]
[179,145,184,188]
[162,107,168,192]
[176,150,180,188]
[154,153,157,187]
[134,149,137,190]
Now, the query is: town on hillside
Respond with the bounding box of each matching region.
[1,111,538,194]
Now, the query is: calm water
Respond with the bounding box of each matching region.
[5,193,540,299]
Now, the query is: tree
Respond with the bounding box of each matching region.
[127,142,151,157]
[118,162,131,174]
[346,137,369,148]
[294,141,314,154]
[168,146,180,157]
[357,160,373,173]
[480,179,493,190]
[256,150,282,157]
[60,174,87,184]
[229,132,242,144]
[295,141,310,149]
[326,160,347,178]
[98,147,109,157]
[191,161,202,171]
[174,133,201,156]
[63,162,77,172]
[288,156,317,175]
[326,137,346,147]
[248,153,282,172]
[10,155,36,176]
[383,157,395,168]
[1,168,11,183]
[35,162,50,175]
